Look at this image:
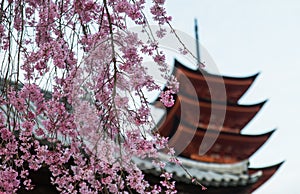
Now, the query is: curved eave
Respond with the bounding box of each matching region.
[177,90,267,110]
[168,122,275,163]
[186,94,267,108]
[248,162,284,193]
[177,95,266,131]
[144,172,257,194]
[151,95,266,135]
[134,154,259,193]
[197,97,267,110]
[174,59,259,103]
[174,59,260,82]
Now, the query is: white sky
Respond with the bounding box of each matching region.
[162,0,300,193]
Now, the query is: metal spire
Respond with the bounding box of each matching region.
[194,18,201,64]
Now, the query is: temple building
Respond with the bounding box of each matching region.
[0,57,282,193]
[137,59,283,193]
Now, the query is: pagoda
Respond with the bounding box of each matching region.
[136,59,283,194]
[0,60,282,194]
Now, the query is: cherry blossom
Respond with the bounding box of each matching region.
[0,0,197,193]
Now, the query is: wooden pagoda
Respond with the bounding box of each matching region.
[0,57,282,193]
[137,59,283,193]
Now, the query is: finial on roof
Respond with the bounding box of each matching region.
[194,18,201,66]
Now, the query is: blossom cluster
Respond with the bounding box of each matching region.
[0,0,182,193]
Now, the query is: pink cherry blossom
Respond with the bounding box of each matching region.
[0,0,198,193]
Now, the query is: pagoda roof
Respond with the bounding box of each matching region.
[134,153,282,194]
[144,163,281,194]
[174,59,259,103]
[167,121,275,164]
[175,95,266,132]
[248,162,284,193]
[134,154,261,187]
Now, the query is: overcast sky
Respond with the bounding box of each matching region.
[162,1,300,193]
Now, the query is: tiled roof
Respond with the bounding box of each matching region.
[133,153,262,187]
